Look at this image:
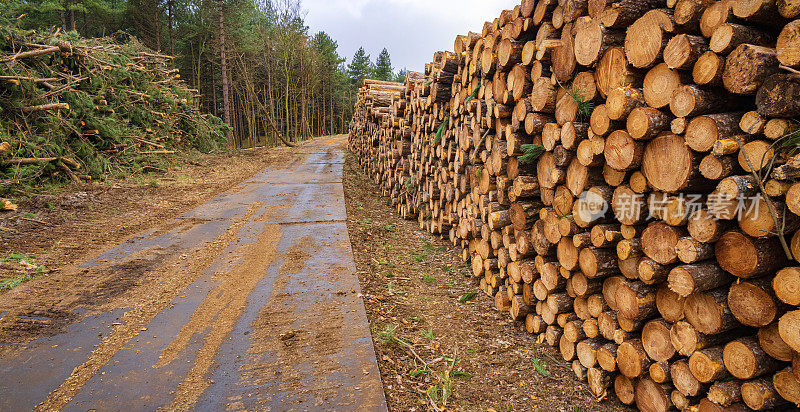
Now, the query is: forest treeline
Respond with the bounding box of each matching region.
[1,0,404,148]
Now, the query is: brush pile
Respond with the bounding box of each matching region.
[0,25,228,191]
[349,0,800,410]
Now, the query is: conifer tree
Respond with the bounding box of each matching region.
[373,47,393,81]
[347,47,372,86]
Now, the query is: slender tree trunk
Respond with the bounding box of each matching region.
[330,80,334,134]
[154,0,161,51]
[69,0,76,32]
[190,41,196,88]
[218,0,233,146]
[284,54,290,142]
[167,0,175,56]
[212,70,218,117]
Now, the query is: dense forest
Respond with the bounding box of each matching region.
[0,0,404,148]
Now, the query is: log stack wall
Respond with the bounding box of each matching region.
[349,0,800,410]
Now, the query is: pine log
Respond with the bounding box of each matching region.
[643,318,677,363]
[715,231,789,279]
[636,377,674,412]
[722,44,779,96]
[684,287,740,335]
[728,277,784,327]
[723,336,784,380]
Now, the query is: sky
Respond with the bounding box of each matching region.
[300,0,518,73]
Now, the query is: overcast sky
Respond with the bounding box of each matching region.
[300,0,519,73]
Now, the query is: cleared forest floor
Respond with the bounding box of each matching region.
[343,152,629,411]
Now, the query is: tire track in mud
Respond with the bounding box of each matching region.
[35,201,268,411]
[159,221,282,410]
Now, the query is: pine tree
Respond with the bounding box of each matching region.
[394,68,407,83]
[347,47,372,86]
[373,47,393,81]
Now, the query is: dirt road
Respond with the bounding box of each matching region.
[0,136,386,411]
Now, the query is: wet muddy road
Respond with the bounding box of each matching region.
[0,136,386,411]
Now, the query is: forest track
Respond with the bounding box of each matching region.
[0,135,386,411]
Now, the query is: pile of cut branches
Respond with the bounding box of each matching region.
[0,24,228,194]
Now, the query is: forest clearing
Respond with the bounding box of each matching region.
[2,0,800,411]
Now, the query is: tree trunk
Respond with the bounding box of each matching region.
[218,0,233,146]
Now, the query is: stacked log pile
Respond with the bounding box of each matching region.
[349,0,800,410]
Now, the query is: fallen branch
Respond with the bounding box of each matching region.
[20,103,69,112]
[1,156,80,169]
[1,41,72,62]
[57,161,80,184]
[133,137,165,148]
[0,75,60,83]
[138,150,175,155]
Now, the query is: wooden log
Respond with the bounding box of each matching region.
[728,277,784,327]
[624,9,677,69]
[779,310,800,353]
[636,377,674,412]
[642,221,685,265]
[596,46,638,98]
[670,84,734,117]
[643,318,677,363]
[650,361,672,384]
[758,322,795,362]
[616,280,658,321]
[573,19,626,66]
[709,380,743,407]
[756,73,800,118]
[587,366,612,397]
[684,287,740,335]
[668,262,731,297]
[598,342,619,372]
[577,337,605,368]
[604,130,645,171]
[664,34,709,70]
[627,106,671,140]
[774,267,800,306]
[715,231,789,279]
[672,358,709,397]
[644,63,687,110]
[774,367,800,405]
[741,377,785,410]
[723,336,785,380]
[615,374,637,405]
[693,51,726,86]
[685,112,743,153]
[642,133,707,193]
[689,346,728,383]
[606,87,646,120]
[722,44,779,96]
[657,284,686,323]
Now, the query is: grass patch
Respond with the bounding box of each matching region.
[0,252,48,291]
[422,328,435,340]
[458,291,478,303]
[531,357,550,376]
[387,282,406,296]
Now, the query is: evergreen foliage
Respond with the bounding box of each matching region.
[373,47,393,81]
[0,26,228,193]
[348,47,372,86]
